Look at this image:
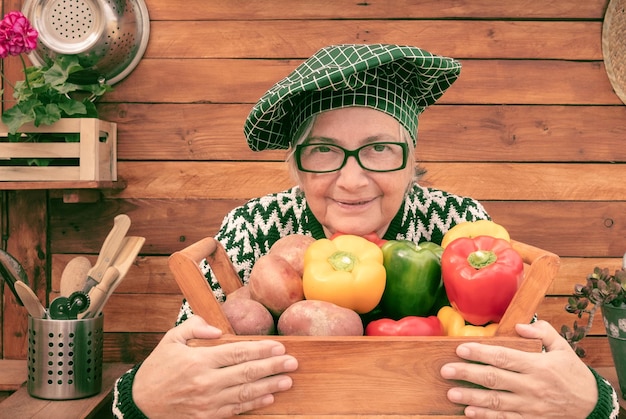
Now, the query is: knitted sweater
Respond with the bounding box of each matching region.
[112,184,620,418]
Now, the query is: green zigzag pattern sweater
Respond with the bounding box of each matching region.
[112,184,620,418]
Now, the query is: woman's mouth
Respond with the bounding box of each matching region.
[334,198,374,208]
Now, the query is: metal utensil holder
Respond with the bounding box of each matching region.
[27,315,104,400]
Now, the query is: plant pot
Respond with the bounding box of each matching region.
[601,303,626,399]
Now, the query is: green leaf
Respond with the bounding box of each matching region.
[58,99,87,116]
[33,104,62,126]
[44,55,83,86]
[1,106,34,134]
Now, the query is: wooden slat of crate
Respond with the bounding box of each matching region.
[191,336,541,417]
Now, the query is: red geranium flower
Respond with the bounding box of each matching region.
[0,11,38,58]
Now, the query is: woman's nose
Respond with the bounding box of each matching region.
[335,155,369,187]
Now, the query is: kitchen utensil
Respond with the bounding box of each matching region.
[82,235,145,318]
[23,0,150,85]
[82,214,131,293]
[0,249,29,306]
[60,256,92,297]
[49,292,90,320]
[14,281,46,319]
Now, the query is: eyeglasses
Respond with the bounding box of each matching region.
[294,142,408,173]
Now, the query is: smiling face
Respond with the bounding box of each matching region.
[296,107,415,238]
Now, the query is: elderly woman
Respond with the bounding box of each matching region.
[113,44,619,418]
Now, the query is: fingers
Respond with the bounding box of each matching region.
[207,339,291,368]
[515,320,570,352]
[217,373,295,417]
[451,341,532,374]
[446,387,525,418]
[166,315,223,344]
[206,342,298,417]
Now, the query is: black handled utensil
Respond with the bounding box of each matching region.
[0,249,29,306]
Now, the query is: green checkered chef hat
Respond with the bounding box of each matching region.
[244,44,462,151]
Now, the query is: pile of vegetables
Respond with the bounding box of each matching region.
[220,219,525,337]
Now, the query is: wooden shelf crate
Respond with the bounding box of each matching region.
[0,118,117,182]
[169,238,560,417]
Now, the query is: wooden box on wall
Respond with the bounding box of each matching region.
[0,118,117,182]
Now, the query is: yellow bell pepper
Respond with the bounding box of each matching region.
[437,306,498,336]
[303,234,386,314]
[441,220,510,249]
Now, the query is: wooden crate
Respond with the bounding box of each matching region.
[170,239,560,417]
[0,118,117,182]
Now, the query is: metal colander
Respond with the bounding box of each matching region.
[22,0,150,85]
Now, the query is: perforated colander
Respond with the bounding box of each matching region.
[22,0,150,85]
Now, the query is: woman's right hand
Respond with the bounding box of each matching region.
[132,315,298,418]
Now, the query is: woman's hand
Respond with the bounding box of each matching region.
[133,315,298,418]
[440,320,598,418]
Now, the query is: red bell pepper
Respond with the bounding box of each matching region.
[365,316,443,336]
[441,235,523,325]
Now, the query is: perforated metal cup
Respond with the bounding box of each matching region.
[27,315,104,400]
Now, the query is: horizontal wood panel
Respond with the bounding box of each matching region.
[103,333,164,364]
[106,60,620,105]
[548,258,624,295]
[144,0,608,20]
[537,297,607,336]
[145,21,602,60]
[98,104,626,163]
[49,199,625,257]
[484,201,626,258]
[101,294,182,332]
[110,161,626,202]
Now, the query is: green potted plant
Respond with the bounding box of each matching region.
[0,10,112,168]
[561,255,626,398]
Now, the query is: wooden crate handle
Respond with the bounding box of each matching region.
[495,240,560,336]
[168,237,243,334]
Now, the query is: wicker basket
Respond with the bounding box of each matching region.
[603,0,626,105]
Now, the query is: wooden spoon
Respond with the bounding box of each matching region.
[14,281,46,319]
[60,256,92,297]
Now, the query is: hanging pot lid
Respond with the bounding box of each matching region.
[22,0,150,85]
[602,0,626,105]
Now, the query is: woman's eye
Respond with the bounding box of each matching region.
[310,145,334,153]
[371,144,388,152]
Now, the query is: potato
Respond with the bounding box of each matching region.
[248,253,304,316]
[269,234,316,276]
[277,300,364,336]
[222,297,275,335]
[227,285,251,300]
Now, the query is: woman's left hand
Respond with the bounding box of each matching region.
[440,320,598,418]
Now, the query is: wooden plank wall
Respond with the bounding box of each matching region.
[2,0,625,368]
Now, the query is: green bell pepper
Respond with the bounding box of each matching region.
[380,240,445,319]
